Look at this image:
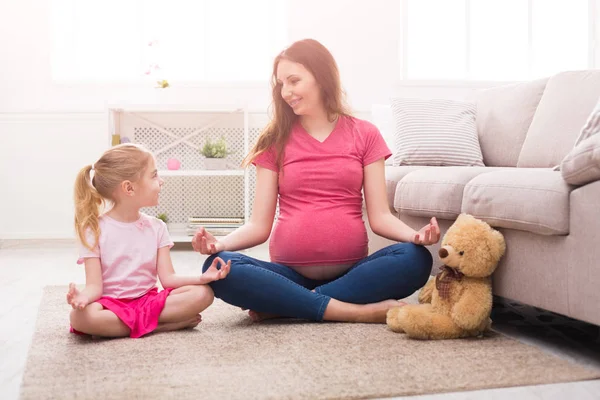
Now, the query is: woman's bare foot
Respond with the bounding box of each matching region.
[154,314,202,333]
[355,300,407,323]
[248,300,407,323]
[248,310,280,322]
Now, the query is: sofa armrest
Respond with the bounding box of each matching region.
[560,134,600,186]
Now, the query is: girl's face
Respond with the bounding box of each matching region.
[276,59,323,117]
[135,157,163,208]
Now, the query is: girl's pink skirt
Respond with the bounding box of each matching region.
[70,287,173,338]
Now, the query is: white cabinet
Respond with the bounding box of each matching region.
[107,106,257,242]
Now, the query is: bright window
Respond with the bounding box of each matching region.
[50,0,288,83]
[401,0,592,81]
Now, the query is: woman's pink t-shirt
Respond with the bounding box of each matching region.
[254,116,391,267]
[77,213,174,299]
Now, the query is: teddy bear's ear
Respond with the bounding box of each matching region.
[455,213,473,226]
[488,229,506,261]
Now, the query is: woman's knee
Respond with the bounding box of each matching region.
[390,243,433,286]
[202,251,239,273]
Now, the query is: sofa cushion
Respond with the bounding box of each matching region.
[475,78,547,167]
[462,169,572,235]
[384,166,429,212]
[517,70,600,168]
[395,167,507,219]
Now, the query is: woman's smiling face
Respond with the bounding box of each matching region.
[276,59,323,117]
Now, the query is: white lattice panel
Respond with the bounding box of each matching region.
[246,127,280,220]
[247,127,261,212]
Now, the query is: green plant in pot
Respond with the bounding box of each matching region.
[200,137,230,170]
[157,213,168,223]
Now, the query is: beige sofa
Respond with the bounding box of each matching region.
[367,70,600,326]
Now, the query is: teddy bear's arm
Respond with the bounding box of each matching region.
[450,282,493,331]
[418,278,435,304]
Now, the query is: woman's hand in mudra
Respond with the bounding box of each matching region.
[412,217,440,246]
[192,227,225,255]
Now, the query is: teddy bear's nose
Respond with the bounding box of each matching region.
[438,248,449,258]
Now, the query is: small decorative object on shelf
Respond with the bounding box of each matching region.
[157,213,168,223]
[166,158,181,170]
[120,137,131,144]
[200,137,231,170]
[111,134,121,146]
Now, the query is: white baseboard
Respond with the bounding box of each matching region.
[0,238,76,249]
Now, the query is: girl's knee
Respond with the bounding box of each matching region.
[192,285,215,310]
[70,308,89,332]
[69,309,80,329]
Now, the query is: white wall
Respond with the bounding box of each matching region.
[0,0,481,239]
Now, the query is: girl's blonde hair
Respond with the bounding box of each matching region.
[243,39,351,170]
[74,143,152,250]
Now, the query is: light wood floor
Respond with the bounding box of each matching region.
[1,240,598,400]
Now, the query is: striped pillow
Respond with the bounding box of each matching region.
[391,98,484,166]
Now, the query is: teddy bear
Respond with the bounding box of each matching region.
[386,213,506,340]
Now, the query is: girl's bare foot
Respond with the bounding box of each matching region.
[356,300,407,323]
[154,314,202,333]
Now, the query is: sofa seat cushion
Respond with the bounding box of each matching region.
[383,166,429,212]
[395,167,509,219]
[462,169,572,235]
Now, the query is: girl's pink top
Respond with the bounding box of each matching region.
[77,213,174,298]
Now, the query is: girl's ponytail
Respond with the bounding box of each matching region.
[74,165,103,251]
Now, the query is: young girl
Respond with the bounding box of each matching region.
[68,143,230,338]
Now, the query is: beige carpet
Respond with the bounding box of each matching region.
[20,286,600,400]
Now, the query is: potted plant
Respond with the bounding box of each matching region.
[200,137,230,170]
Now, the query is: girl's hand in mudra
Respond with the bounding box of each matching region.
[66,283,90,310]
[201,257,231,283]
[192,227,225,255]
[412,217,440,246]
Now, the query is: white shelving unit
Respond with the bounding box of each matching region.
[107,105,255,242]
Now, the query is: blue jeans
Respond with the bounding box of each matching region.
[202,243,433,321]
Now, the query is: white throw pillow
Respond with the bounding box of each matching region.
[555,95,600,171]
[574,95,600,146]
[390,98,484,167]
[561,132,600,186]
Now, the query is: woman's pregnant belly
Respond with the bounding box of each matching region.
[269,209,368,270]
